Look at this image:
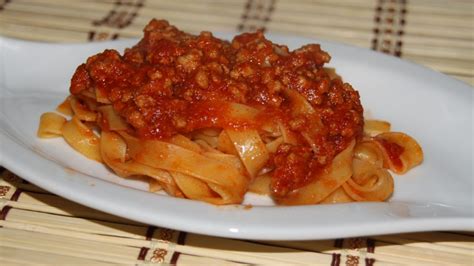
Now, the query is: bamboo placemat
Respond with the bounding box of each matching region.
[0,0,473,85]
[1,0,473,265]
[1,169,473,265]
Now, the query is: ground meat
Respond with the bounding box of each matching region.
[70,19,364,196]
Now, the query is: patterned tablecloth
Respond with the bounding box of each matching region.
[1,0,473,265]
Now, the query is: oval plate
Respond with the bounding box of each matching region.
[0,34,472,240]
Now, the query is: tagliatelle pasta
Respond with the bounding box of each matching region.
[37,19,423,205]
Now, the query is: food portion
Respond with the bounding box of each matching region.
[38,19,423,205]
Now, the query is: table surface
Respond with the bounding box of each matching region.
[1,0,473,265]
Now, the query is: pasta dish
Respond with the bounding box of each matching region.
[38,19,423,205]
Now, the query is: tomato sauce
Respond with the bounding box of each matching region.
[70,19,364,196]
[377,138,404,170]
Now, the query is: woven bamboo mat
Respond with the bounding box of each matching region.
[1,0,473,265]
[1,169,473,265]
[0,0,473,85]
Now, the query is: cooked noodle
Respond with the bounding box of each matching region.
[38,19,423,205]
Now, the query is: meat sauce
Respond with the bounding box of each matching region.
[70,19,364,197]
[377,138,405,170]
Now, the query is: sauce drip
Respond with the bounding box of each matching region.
[377,138,404,170]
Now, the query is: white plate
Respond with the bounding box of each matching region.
[0,34,472,240]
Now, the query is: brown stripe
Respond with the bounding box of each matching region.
[366,238,375,254]
[92,10,114,27]
[0,0,11,11]
[331,239,343,266]
[88,31,96,41]
[237,0,252,31]
[237,0,275,32]
[261,0,275,32]
[371,0,406,57]
[137,226,156,260]
[93,0,143,29]
[0,206,12,221]
[331,253,341,266]
[10,188,22,202]
[0,188,22,224]
[371,0,383,50]
[137,247,149,261]
[365,238,376,266]
[116,0,144,7]
[365,257,375,266]
[170,232,187,264]
[334,238,344,248]
[395,1,407,57]
[88,31,121,42]
[145,226,156,240]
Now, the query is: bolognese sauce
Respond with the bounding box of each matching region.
[376,138,405,170]
[70,19,364,198]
